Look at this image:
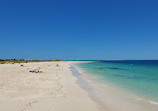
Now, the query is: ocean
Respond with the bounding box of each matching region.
[76,60,158,103]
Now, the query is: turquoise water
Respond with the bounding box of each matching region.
[77,60,158,102]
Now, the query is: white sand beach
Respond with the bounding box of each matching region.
[0,61,100,111]
[0,61,158,111]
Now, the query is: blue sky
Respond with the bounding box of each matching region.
[0,0,158,60]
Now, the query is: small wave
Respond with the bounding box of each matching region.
[149,101,158,105]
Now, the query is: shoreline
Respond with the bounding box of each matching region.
[73,63,158,111]
[1,61,158,111]
[75,62,158,105]
[0,61,100,111]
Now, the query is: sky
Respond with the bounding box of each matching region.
[0,0,158,60]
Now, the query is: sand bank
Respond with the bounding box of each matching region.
[0,61,100,111]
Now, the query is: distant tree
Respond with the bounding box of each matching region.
[10,59,16,60]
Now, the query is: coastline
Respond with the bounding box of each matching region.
[1,61,158,111]
[0,61,100,111]
[73,63,158,111]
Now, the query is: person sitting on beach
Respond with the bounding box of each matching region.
[56,64,59,67]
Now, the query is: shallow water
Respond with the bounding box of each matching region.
[77,60,158,103]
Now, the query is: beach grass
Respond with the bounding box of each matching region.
[0,59,62,64]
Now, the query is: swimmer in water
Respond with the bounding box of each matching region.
[99,68,102,71]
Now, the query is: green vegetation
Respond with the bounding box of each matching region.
[0,59,62,64]
[54,60,61,61]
